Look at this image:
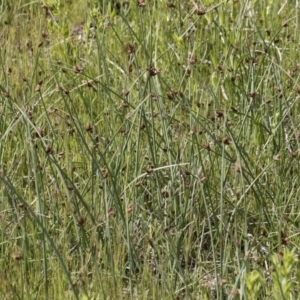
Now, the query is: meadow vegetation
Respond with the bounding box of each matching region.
[1,0,300,299]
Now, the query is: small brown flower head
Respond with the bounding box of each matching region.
[58,152,65,159]
[273,154,280,161]
[127,44,135,54]
[12,253,23,261]
[104,21,111,29]
[146,168,154,174]
[162,190,169,198]
[27,110,33,119]
[290,151,297,158]
[150,93,158,101]
[147,66,161,76]
[45,145,53,155]
[35,126,44,138]
[202,142,211,150]
[120,129,129,135]
[217,65,223,73]
[281,232,289,245]
[277,250,284,260]
[41,31,48,38]
[222,137,230,145]
[17,203,25,209]
[77,216,86,226]
[219,279,227,286]
[35,84,41,92]
[182,169,191,177]
[121,89,130,97]
[176,90,184,98]
[234,163,241,173]
[55,84,63,92]
[259,227,267,236]
[188,52,197,64]
[108,207,115,217]
[128,63,133,73]
[101,168,109,178]
[195,7,205,15]
[147,238,154,248]
[73,65,84,73]
[216,110,224,118]
[7,68,12,75]
[198,173,206,182]
[85,122,93,133]
[69,128,75,136]
[137,0,146,7]
[185,68,191,77]
[166,91,175,100]
[2,92,10,98]
[231,289,239,298]
[249,91,256,98]
[126,204,133,213]
[166,2,175,8]
[195,101,203,107]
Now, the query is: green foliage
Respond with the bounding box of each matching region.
[0,0,300,299]
[271,249,298,300]
[246,270,264,299]
[245,249,300,300]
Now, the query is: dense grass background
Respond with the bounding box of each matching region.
[1,0,300,299]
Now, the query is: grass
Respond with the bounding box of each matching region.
[1,0,300,299]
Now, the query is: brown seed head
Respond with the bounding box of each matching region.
[73,65,84,73]
[146,168,154,174]
[166,2,175,8]
[35,84,41,92]
[147,66,161,76]
[12,253,23,261]
[45,145,53,155]
[162,190,169,198]
[216,111,224,118]
[195,7,205,15]
[222,137,230,145]
[137,0,146,7]
[127,204,133,213]
[231,289,239,298]
[85,122,93,133]
[108,208,115,217]
[166,91,175,100]
[17,203,25,209]
[219,279,227,286]
[127,44,136,54]
[77,216,86,226]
